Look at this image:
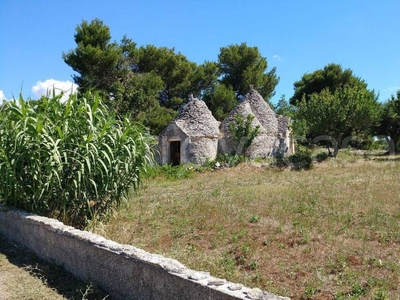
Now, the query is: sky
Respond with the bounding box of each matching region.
[1,0,400,105]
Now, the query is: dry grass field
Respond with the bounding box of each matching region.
[94,152,400,300]
[1,151,399,299]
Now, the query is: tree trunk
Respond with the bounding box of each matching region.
[327,146,332,157]
[333,133,343,158]
[393,135,399,153]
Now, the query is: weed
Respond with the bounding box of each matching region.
[219,253,236,276]
[249,262,258,270]
[335,282,366,299]
[249,214,260,223]
[373,288,389,300]
[304,283,318,298]
[148,164,195,180]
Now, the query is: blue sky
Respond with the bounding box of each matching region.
[1,0,399,105]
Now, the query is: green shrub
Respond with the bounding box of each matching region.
[215,153,245,167]
[272,153,288,170]
[288,146,313,170]
[315,152,329,162]
[228,114,260,155]
[0,92,154,228]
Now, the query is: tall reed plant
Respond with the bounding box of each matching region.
[0,92,154,228]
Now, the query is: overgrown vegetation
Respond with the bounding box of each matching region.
[228,113,261,155]
[286,146,313,170]
[0,92,154,228]
[272,145,313,171]
[215,153,246,168]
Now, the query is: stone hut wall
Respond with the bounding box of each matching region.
[158,123,189,165]
[219,90,291,158]
[158,91,293,165]
[187,137,219,165]
[245,134,280,159]
[219,101,265,156]
[158,123,219,165]
[158,99,220,165]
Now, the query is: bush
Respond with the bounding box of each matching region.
[228,114,260,155]
[0,92,154,228]
[287,146,313,170]
[315,152,329,162]
[272,153,288,170]
[215,153,245,167]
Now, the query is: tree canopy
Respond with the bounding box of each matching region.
[290,63,369,106]
[63,19,193,134]
[63,20,279,132]
[62,19,121,94]
[296,84,381,156]
[61,19,391,155]
[134,45,199,110]
[375,90,400,151]
[218,43,279,100]
[203,43,279,120]
[202,83,237,121]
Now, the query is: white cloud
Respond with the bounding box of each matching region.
[272,54,282,61]
[0,90,6,105]
[31,79,78,102]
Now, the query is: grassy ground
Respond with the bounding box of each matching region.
[91,151,400,300]
[1,151,399,299]
[0,234,109,300]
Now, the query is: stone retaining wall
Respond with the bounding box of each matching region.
[0,205,289,300]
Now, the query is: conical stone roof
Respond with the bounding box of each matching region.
[277,114,290,135]
[221,89,278,136]
[174,98,220,138]
[220,101,265,135]
[244,89,278,135]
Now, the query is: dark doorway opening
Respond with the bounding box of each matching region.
[170,141,181,166]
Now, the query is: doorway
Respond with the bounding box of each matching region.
[170,141,181,166]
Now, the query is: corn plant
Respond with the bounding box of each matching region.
[0,92,154,228]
